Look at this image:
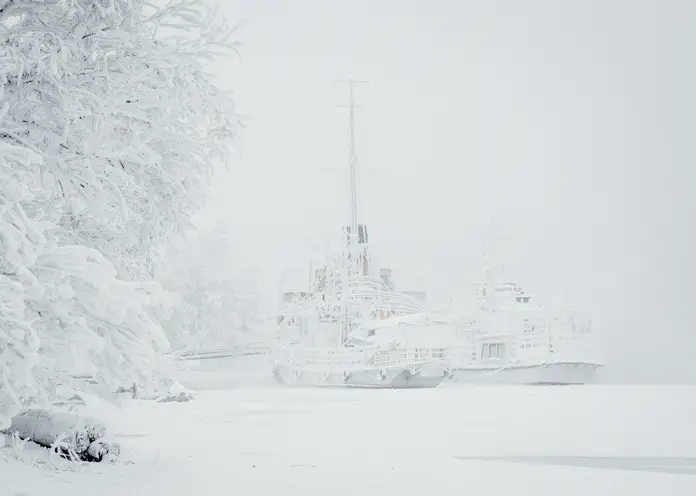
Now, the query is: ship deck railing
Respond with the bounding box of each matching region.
[275,345,444,369]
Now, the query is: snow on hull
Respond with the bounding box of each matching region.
[273,363,444,389]
[450,362,601,385]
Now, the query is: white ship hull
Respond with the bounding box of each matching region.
[449,361,601,385]
[273,361,444,389]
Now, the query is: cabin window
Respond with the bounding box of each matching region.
[481,343,505,359]
[432,348,446,358]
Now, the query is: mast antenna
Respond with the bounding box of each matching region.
[335,78,368,242]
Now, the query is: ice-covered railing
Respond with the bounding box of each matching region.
[174,342,271,361]
[371,349,444,368]
[274,344,379,369]
[347,280,428,316]
[274,343,443,369]
[278,276,427,321]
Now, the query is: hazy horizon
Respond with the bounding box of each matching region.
[198,0,695,383]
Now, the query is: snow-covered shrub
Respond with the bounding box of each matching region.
[4,409,119,462]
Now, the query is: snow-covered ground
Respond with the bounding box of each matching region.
[3,380,696,495]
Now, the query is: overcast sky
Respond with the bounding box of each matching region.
[200,0,695,383]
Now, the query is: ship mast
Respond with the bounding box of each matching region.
[336,78,367,343]
[483,217,513,311]
[347,79,359,238]
[336,78,367,250]
[483,216,499,311]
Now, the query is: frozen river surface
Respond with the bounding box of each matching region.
[3,382,696,495]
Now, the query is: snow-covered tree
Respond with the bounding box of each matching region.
[0,0,237,280]
[155,225,263,351]
[0,139,169,410]
[0,0,238,418]
[0,144,44,428]
[29,240,169,397]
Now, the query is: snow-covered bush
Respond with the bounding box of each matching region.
[5,409,119,462]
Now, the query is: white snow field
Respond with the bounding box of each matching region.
[3,380,696,495]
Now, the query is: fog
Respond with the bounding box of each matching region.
[201,0,695,383]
